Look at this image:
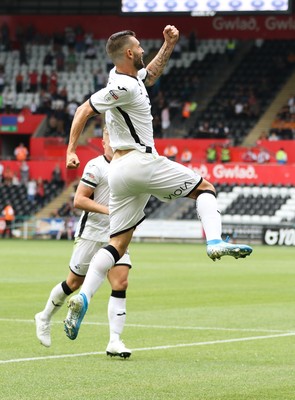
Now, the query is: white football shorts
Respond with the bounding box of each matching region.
[108,150,202,236]
[69,237,132,276]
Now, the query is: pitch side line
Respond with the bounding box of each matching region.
[1,332,295,365]
[0,318,292,334]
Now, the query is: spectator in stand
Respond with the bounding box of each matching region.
[19,42,28,66]
[14,143,29,161]
[74,24,85,53]
[55,48,65,72]
[94,68,107,91]
[1,202,15,238]
[0,22,11,51]
[220,143,231,163]
[27,179,37,202]
[242,148,257,163]
[93,114,103,137]
[0,161,3,184]
[226,39,236,61]
[0,65,5,93]
[198,120,213,137]
[66,99,78,121]
[164,144,178,161]
[85,44,97,59]
[56,216,74,240]
[28,69,38,93]
[161,103,170,136]
[0,92,4,112]
[59,86,68,104]
[15,71,24,93]
[213,122,229,138]
[206,144,217,163]
[65,26,76,50]
[49,71,58,93]
[40,70,48,91]
[84,32,94,48]
[180,148,192,164]
[3,88,15,113]
[66,48,77,72]
[276,148,288,165]
[287,94,295,114]
[2,166,13,186]
[268,130,280,141]
[43,51,54,67]
[12,171,20,185]
[36,177,45,206]
[257,147,270,164]
[51,164,64,189]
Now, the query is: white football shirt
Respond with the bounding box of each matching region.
[74,155,110,242]
[90,67,157,153]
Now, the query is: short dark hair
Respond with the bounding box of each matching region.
[106,30,136,61]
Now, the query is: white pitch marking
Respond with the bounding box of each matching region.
[1,332,295,365]
[0,318,292,334]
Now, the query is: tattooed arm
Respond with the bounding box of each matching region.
[145,25,179,87]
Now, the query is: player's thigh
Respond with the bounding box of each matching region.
[149,156,201,201]
[108,151,153,196]
[69,237,104,276]
[109,192,150,236]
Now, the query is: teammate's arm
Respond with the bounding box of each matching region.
[74,183,109,215]
[145,25,179,87]
[66,101,97,169]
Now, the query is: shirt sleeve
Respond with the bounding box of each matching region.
[90,81,132,114]
[138,68,148,82]
[80,161,101,189]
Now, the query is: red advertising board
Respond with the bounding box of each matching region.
[1,14,295,40]
[188,162,294,185]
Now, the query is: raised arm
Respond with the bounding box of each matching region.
[145,25,179,87]
[66,100,97,169]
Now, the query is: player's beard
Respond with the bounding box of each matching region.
[134,53,145,70]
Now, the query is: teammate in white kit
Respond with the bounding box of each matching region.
[64,25,252,342]
[35,128,132,358]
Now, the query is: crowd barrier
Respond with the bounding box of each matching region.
[1,217,294,246]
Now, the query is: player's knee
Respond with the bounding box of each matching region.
[111,277,128,291]
[66,276,83,292]
[199,180,216,194]
[190,180,216,199]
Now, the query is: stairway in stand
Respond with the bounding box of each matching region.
[34,181,78,219]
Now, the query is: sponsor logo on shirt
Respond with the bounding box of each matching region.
[85,172,95,180]
[104,90,119,102]
[109,90,119,100]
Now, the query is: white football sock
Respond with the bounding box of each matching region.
[196,192,222,242]
[80,248,115,304]
[108,295,126,342]
[41,282,68,320]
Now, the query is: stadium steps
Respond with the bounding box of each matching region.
[33,180,78,219]
[243,69,295,146]
[78,120,97,145]
[150,197,192,219]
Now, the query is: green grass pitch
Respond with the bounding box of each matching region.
[0,239,294,400]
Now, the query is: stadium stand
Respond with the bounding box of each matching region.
[0,13,294,232]
[177,184,295,224]
[0,179,64,221]
[188,40,295,145]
